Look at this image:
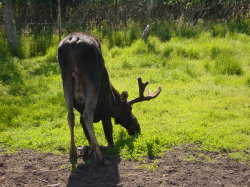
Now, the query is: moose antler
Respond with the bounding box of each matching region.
[128,77,162,105]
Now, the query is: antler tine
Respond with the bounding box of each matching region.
[138,77,148,97]
[128,77,162,105]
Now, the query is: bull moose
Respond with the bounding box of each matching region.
[58,32,161,164]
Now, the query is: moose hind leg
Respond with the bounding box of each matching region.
[68,112,77,164]
[63,75,77,164]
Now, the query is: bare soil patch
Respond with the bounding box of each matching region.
[0,146,249,187]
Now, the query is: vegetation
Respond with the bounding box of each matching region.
[0,23,249,163]
[8,0,250,31]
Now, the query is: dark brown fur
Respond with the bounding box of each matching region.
[58,33,140,164]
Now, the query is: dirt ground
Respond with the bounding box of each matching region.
[0,145,249,187]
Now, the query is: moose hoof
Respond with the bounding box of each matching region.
[79,146,94,160]
[93,147,103,162]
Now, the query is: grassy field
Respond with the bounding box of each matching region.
[0,27,249,162]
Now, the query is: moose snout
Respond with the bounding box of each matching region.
[128,124,141,136]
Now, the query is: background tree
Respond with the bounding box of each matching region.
[2,0,19,56]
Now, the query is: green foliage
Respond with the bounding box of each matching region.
[102,27,141,49]
[18,33,58,58]
[211,24,227,37]
[151,22,173,41]
[44,45,58,62]
[0,33,11,58]
[245,75,250,87]
[176,25,200,38]
[0,27,249,163]
[228,20,250,35]
[213,55,242,75]
[207,45,243,75]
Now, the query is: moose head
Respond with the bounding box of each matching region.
[112,77,162,135]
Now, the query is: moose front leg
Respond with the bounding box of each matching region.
[82,82,103,162]
[102,117,114,147]
[82,112,103,162]
[80,116,91,145]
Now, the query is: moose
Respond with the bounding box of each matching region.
[58,32,161,164]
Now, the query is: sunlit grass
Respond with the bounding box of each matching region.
[0,30,249,162]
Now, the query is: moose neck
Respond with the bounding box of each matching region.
[110,85,121,105]
[110,85,122,117]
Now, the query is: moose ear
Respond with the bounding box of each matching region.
[120,91,128,102]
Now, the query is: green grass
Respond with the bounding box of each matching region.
[0,29,249,162]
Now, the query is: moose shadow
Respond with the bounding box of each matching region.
[67,130,139,187]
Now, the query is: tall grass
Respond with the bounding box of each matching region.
[1,21,249,58]
[0,23,250,162]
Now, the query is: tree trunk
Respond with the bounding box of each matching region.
[57,0,62,42]
[2,0,19,56]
